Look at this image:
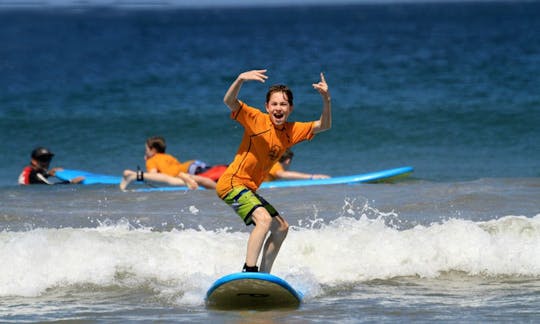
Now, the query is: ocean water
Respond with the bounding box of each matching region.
[1,1,539,322]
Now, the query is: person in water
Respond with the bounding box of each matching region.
[264,149,330,181]
[18,147,85,185]
[179,159,228,183]
[216,69,332,273]
[120,136,220,190]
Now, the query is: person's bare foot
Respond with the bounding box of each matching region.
[120,170,136,191]
[184,175,198,190]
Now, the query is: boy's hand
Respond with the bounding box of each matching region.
[70,176,85,184]
[312,72,330,99]
[48,167,63,176]
[239,69,268,83]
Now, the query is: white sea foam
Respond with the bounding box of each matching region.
[1,214,539,301]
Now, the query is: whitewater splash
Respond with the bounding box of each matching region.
[1,214,539,301]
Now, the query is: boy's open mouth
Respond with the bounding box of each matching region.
[273,112,284,119]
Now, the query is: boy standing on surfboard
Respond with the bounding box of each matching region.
[217,69,331,273]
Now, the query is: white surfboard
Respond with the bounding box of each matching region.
[206,272,303,310]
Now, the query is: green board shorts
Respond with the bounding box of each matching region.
[222,186,278,226]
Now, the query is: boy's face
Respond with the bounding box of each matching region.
[145,144,156,160]
[32,157,51,171]
[265,91,293,126]
[281,157,292,170]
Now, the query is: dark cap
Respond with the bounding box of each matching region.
[31,147,55,160]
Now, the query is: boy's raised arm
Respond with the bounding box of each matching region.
[223,69,268,112]
[312,72,332,134]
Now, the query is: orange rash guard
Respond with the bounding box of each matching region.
[146,153,187,176]
[216,101,314,198]
[265,161,284,182]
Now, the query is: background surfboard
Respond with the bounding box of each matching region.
[55,166,414,190]
[55,169,122,185]
[259,166,413,189]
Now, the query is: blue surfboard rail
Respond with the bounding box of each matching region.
[55,166,413,190]
[206,272,303,300]
[134,185,193,192]
[260,166,413,189]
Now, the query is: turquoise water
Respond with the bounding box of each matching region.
[1,2,539,322]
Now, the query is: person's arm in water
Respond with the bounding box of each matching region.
[223,69,268,112]
[48,167,85,184]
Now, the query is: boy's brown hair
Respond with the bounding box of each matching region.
[279,149,294,163]
[146,136,166,153]
[266,84,294,105]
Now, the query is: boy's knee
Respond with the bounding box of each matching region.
[252,209,272,228]
[280,223,289,236]
[280,220,289,232]
[274,217,289,235]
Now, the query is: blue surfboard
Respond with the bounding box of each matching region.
[55,169,122,185]
[259,166,413,189]
[206,272,303,310]
[55,166,413,190]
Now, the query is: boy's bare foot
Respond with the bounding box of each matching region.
[120,170,136,191]
[185,175,198,190]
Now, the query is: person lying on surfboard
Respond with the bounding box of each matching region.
[119,136,216,190]
[217,69,331,273]
[264,149,330,182]
[180,160,228,182]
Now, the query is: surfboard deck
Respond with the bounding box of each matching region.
[55,169,122,185]
[55,166,413,191]
[206,272,303,310]
[259,165,413,189]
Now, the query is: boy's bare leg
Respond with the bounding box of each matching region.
[245,207,273,268]
[177,172,199,190]
[259,215,289,273]
[193,175,217,189]
[142,172,197,189]
[121,170,199,191]
[120,170,136,191]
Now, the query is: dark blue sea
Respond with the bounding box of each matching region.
[1,2,539,322]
